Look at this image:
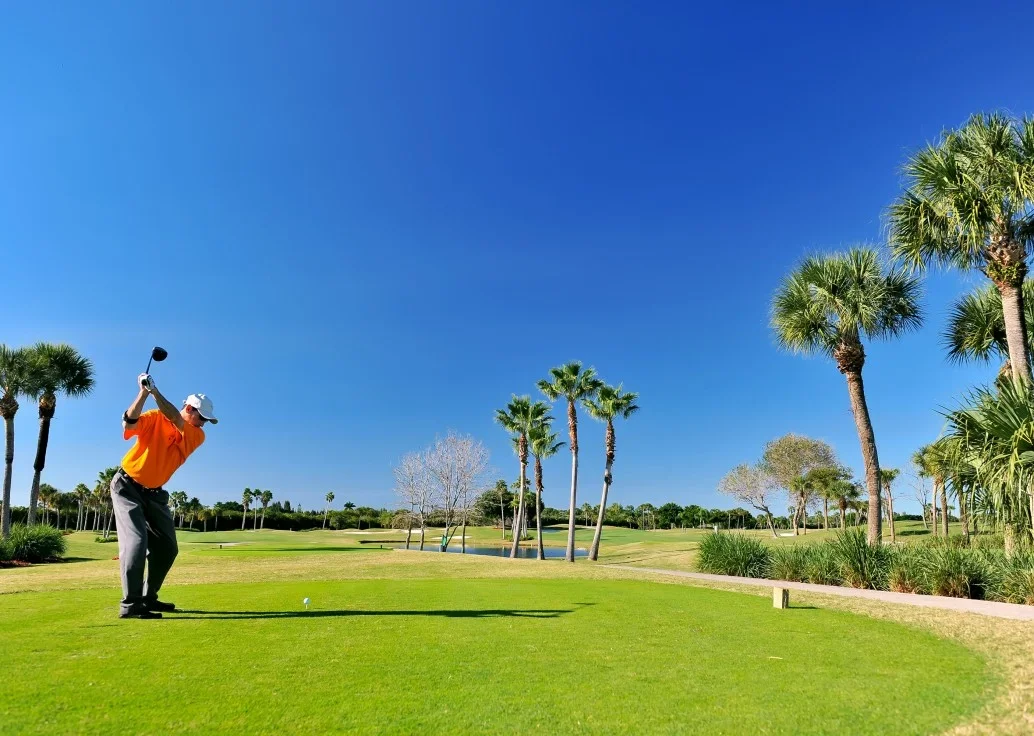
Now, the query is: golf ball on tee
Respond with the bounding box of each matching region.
[303,597,310,606]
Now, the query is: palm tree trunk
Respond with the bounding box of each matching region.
[242,510,247,530]
[940,482,949,537]
[499,495,506,540]
[2,413,15,539]
[565,400,579,563]
[405,514,413,550]
[843,369,882,545]
[959,488,969,545]
[419,521,426,551]
[261,508,266,529]
[510,456,528,558]
[322,508,327,529]
[461,512,467,554]
[887,491,896,544]
[931,493,938,536]
[997,280,1032,382]
[589,421,617,561]
[823,499,829,530]
[535,456,544,561]
[27,413,54,526]
[839,499,846,530]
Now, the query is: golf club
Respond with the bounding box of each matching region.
[145,346,168,374]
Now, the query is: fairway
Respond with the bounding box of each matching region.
[0,533,992,735]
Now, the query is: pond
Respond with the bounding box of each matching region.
[397,544,588,559]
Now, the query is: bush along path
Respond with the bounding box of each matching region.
[678,530,1034,610]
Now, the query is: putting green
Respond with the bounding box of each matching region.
[0,575,989,734]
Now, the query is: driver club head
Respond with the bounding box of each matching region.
[146,346,168,374]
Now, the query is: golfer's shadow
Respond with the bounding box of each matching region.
[171,607,586,620]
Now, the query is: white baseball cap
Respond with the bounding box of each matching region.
[184,393,219,424]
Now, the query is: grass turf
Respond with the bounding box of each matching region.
[0,531,992,735]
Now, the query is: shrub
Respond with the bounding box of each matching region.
[996,551,1034,605]
[888,545,929,594]
[972,532,1005,551]
[805,544,843,586]
[770,545,809,582]
[924,545,990,599]
[831,528,892,590]
[696,533,770,578]
[7,524,67,563]
[95,535,118,543]
[0,536,11,562]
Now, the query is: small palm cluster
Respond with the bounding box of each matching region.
[240,488,275,530]
[495,361,638,562]
[0,343,94,540]
[772,112,1034,548]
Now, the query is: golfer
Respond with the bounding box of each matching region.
[110,372,218,618]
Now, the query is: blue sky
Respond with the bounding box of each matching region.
[2,1,1032,515]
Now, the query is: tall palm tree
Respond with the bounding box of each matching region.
[880,468,901,543]
[889,112,1034,382]
[538,362,603,563]
[944,281,1034,379]
[0,346,30,539]
[259,490,273,529]
[528,419,564,561]
[584,383,640,561]
[241,488,253,530]
[495,395,551,558]
[23,343,94,524]
[324,491,334,529]
[773,247,922,544]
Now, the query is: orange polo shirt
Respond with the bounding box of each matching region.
[121,410,205,489]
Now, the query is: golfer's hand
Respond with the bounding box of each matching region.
[138,373,155,393]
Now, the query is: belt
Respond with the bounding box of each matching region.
[117,467,164,493]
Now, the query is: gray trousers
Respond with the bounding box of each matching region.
[110,470,178,614]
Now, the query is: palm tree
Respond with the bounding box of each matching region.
[538,362,603,563]
[0,346,30,539]
[831,480,861,530]
[772,248,922,544]
[73,482,90,531]
[23,343,94,524]
[804,465,849,531]
[259,490,273,529]
[584,383,640,561]
[911,446,936,534]
[495,395,551,558]
[944,378,1034,555]
[889,113,1034,382]
[169,491,188,527]
[528,419,564,560]
[945,281,1034,379]
[241,488,253,530]
[324,491,334,529]
[38,483,59,526]
[881,468,901,543]
[95,467,117,539]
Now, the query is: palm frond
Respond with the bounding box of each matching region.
[772,247,922,360]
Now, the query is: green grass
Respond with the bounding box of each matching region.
[0,531,993,734]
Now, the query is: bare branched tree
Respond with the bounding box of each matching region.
[424,432,490,552]
[394,452,432,550]
[718,463,779,537]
